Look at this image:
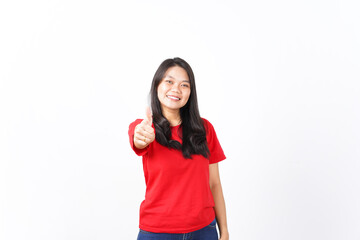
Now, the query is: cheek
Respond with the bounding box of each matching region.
[157,85,165,96]
[183,90,191,101]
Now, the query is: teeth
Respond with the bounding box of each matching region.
[167,95,180,100]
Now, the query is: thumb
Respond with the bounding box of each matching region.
[145,106,153,125]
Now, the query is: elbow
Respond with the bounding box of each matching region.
[210,181,221,190]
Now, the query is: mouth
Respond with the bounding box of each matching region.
[166,95,181,101]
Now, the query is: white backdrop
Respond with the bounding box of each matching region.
[1,0,359,239]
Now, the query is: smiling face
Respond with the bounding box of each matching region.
[157,66,191,113]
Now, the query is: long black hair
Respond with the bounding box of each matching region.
[149,57,210,159]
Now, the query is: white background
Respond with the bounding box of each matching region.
[1,0,360,239]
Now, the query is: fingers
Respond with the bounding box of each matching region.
[134,132,154,143]
[135,126,154,139]
[134,120,155,146]
[136,121,154,135]
[142,124,154,134]
[133,137,147,149]
[134,128,155,149]
[133,106,155,149]
[133,126,149,148]
[139,106,154,137]
[145,106,153,125]
[134,134,148,145]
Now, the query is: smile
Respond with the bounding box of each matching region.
[167,95,181,101]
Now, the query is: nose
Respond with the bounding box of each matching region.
[171,83,181,93]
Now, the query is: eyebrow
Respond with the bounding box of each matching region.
[165,75,190,83]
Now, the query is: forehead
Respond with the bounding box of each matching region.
[163,66,189,81]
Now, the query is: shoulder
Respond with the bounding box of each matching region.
[200,117,215,132]
[201,117,216,125]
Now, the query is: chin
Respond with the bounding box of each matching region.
[163,104,184,111]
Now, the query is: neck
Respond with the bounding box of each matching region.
[162,107,182,126]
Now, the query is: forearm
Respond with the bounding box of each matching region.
[210,183,229,237]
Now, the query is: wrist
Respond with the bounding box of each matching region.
[220,228,229,235]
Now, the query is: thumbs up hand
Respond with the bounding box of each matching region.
[144,106,153,126]
[133,106,156,149]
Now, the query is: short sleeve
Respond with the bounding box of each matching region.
[128,119,149,156]
[203,118,226,164]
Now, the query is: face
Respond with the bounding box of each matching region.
[157,66,191,113]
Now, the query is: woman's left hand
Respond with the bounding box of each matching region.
[219,232,229,240]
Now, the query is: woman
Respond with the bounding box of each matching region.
[128,57,229,240]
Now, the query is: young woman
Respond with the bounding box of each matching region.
[128,57,229,240]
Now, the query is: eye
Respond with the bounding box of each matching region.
[165,80,173,84]
[181,84,190,88]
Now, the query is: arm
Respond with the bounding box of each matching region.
[209,163,229,240]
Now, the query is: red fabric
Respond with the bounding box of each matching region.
[128,118,226,233]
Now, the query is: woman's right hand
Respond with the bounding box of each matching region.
[133,107,155,149]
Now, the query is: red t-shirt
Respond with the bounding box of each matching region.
[128,117,226,233]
